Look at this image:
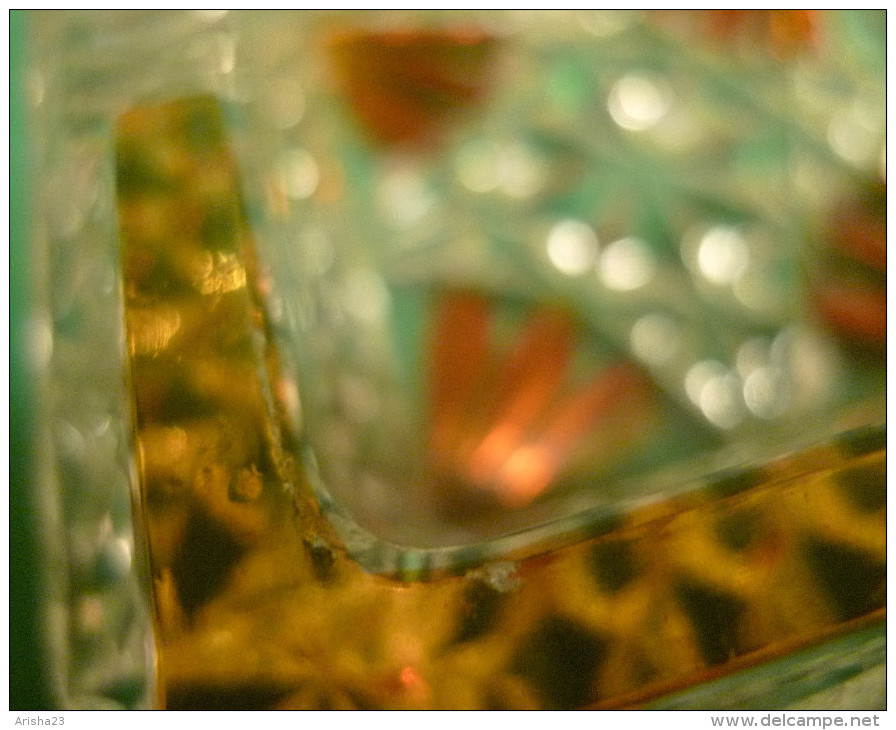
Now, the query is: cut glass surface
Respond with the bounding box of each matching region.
[23,10,885,709]
[229,11,886,556]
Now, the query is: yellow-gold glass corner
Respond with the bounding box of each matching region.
[14,10,885,710]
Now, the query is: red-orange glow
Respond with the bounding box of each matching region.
[829,186,887,273]
[480,307,575,434]
[651,10,820,58]
[711,10,819,56]
[459,307,574,484]
[397,664,430,705]
[813,283,887,346]
[814,182,886,349]
[425,292,658,510]
[468,422,520,485]
[327,28,499,148]
[491,363,655,507]
[427,291,492,465]
[400,664,422,687]
[493,444,556,507]
[537,362,653,459]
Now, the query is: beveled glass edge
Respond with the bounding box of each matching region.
[223,9,887,577]
[298,419,886,579]
[645,619,886,710]
[20,9,248,709]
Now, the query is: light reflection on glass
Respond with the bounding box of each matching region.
[771,325,839,411]
[379,163,435,229]
[28,311,54,371]
[56,420,87,461]
[696,226,749,286]
[103,535,134,578]
[77,595,105,634]
[496,141,546,198]
[685,358,752,429]
[731,267,787,316]
[684,359,728,406]
[280,147,320,199]
[455,139,546,198]
[26,68,45,108]
[499,445,557,507]
[743,365,790,419]
[278,375,302,433]
[214,33,236,75]
[608,73,672,131]
[47,165,93,238]
[827,115,876,166]
[826,99,885,167]
[546,218,598,276]
[598,236,655,291]
[699,371,744,429]
[630,312,681,367]
[193,9,229,20]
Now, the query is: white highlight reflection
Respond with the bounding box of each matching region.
[608,74,671,131]
[700,373,743,429]
[379,164,434,228]
[280,148,319,199]
[496,142,546,198]
[630,313,681,367]
[696,226,749,286]
[599,237,655,290]
[685,359,744,429]
[29,312,54,371]
[743,366,790,419]
[547,219,598,276]
[685,359,727,406]
[827,100,883,166]
[455,140,546,198]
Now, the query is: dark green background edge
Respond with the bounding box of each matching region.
[10,8,55,711]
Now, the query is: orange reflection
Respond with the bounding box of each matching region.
[466,307,575,490]
[327,27,499,148]
[813,182,886,350]
[428,290,492,463]
[427,291,656,509]
[651,10,819,57]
